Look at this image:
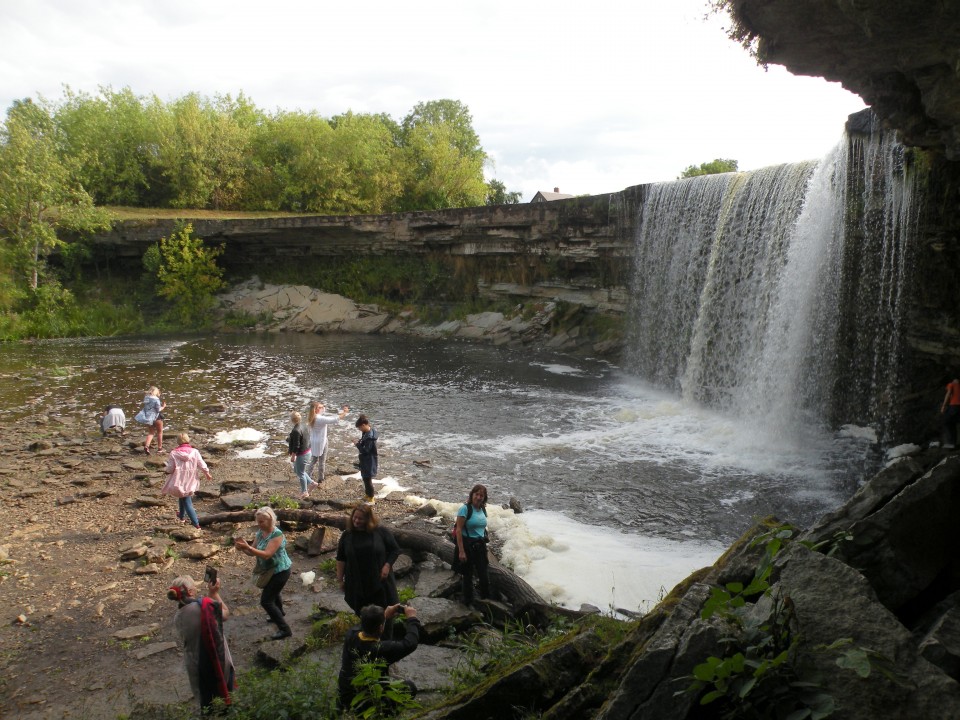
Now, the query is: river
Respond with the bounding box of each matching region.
[0,332,879,613]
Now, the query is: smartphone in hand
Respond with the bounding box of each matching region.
[204,566,217,584]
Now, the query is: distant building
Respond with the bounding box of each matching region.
[530,187,574,203]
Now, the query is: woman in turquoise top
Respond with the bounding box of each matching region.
[235,506,292,640]
[455,483,490,606]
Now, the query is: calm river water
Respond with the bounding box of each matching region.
[1,333,879,611]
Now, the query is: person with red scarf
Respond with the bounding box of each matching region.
[168,574,234,713]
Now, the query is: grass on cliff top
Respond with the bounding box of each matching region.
[105,206,315,221]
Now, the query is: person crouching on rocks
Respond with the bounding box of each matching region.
[337,603,421,713]
[162,432,212,530]
[99,404,126,437]
[168,574,234,714]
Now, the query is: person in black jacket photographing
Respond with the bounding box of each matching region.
[337,603,421,711]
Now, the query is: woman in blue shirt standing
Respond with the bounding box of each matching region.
[235,506,293,640]
[454,483,490,606]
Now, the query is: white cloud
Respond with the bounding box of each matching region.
[0,0,866,201]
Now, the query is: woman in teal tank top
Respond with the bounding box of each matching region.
[235,506,292,640]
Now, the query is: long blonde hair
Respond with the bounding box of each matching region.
[308,401,324,426]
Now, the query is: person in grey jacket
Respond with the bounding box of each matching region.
[286,411,313,499]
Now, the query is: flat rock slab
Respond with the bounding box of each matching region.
[122,598,156,615]
[179,542,221,559]
[135,641,178,659]
[113,623,160,640]
[134,496,165,507]
[393,644,462,693]
[221,493,253,510]
[311,591,353,615]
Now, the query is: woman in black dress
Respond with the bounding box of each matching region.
[336,504,400,615]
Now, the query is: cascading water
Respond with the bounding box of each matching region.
[625,121,919,443]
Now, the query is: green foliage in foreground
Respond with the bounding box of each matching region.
[678,158,739,179]
[350,659,420,718]
[225,659,339,719]
[682,523,903,720]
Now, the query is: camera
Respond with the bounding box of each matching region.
[396,604,407,615]
[204,566,217,584]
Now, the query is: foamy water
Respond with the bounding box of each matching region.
[417,498,723,612]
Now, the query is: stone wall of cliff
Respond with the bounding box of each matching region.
[91,188,645,317]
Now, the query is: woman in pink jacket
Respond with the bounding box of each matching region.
[162,432,212,529]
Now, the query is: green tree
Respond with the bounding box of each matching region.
[679,158,739,179]
[155,93,254,209]
[145,222,225,326]
[0,98,111,295]
[246,110,335,212]
[485,178,522,205]
[323,112,404,214]
[55,86,164,206]
[400,99,487,210]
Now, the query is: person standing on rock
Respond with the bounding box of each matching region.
[162,431,212,530]
[455,483,491,607]
[286,411,314,500]
[354,414,379,503]
[307,401,349,484]
[168,574,234,713]
[235,506,293,640]
[942,374,960,449]
[336,504,400,615]
[135,386,166,454]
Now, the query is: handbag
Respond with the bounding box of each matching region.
[254,566,274,588]
[253,555,275,588]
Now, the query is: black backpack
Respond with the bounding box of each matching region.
[447,503,487,543]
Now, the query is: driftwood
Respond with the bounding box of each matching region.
[198,508,346,528]
[199,508,548,610]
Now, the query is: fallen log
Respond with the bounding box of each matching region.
[198,508,548,611]
[391,527,547,612]
[197,508,347,528]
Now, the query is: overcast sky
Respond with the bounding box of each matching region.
[0,0,866,202]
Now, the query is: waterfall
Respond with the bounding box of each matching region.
[624,124,919,441]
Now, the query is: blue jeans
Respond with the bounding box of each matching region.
[294,452,312,493]
[178,496,199,528]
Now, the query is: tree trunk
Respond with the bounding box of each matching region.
[200,508,547,610]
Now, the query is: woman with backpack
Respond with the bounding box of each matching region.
[454,483,490,607]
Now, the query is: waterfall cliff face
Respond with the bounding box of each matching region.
[624,127,919,441]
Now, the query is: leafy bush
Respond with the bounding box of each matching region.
[307,611,356,648]
[228,660,339,720]
[146,222,225,327]
[349,659,419,719]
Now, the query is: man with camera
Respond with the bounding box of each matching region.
[337,603,422,711]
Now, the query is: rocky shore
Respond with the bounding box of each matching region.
[215,277,622,356]
[0,409,542,719]
[6,366,960,719]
